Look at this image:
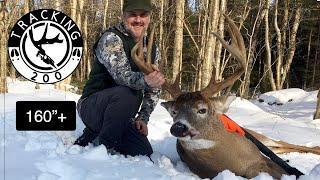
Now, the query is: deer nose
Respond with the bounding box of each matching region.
[170,122,189,137]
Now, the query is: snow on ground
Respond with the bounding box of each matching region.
[0,78,320,180]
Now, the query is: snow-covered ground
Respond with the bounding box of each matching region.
[1,78,320,180]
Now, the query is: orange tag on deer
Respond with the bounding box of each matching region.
[219,114,245,136]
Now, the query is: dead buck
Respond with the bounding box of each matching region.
[131,15,320,179]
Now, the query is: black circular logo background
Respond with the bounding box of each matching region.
[8,9,83,84]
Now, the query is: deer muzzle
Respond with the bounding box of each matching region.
[170,121,200,138]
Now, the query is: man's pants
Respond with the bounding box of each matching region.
[77,86,153,156]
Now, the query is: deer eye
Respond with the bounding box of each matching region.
[197,108,207,114]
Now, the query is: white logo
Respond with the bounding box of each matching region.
[8,9,83,84]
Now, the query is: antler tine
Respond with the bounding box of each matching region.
[201,14,247,98]
[224,14,246,67]
[131,27,154,74]
[146,25,155,65]
[162,71,183,99]
[131,25,182,99]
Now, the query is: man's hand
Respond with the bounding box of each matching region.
[144,65,165,88]
[135,119,148,136]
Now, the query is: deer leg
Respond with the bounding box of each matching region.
[245,128,320,155]
[245,160,284,179]
[270,141,320,155]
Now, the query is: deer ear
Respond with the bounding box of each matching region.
[224,96,236,110]
[160,101,174,111]
[209,96,236,114]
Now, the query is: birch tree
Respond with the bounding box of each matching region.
[195,0,209,91]
[201,0,220,89]
[172,0,185,82]
[103,0,109,31]
[265,0,302,90]
[0,2,8,93]
[240,0,266,98]
[214,0,226,83]
[54,0,82,91]
[264,0,277,91]
[0,1,18,93]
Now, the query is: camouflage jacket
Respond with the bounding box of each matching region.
[95,23,161,124]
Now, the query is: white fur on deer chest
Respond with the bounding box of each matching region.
[180,138,216,150]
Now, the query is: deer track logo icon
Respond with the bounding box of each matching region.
[8,9,83,84]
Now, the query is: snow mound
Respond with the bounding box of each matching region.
[309,163,320,177]
[230,97,263,111]
[83,145,110,160]
[258,88,308,105]
[213,170,245,180]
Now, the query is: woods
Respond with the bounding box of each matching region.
[0,0,319,103]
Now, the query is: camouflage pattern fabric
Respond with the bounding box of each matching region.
[95,23,161,123]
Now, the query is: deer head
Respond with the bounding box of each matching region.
[131,14,246,140]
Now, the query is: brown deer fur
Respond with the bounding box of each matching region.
[161,93,286,179]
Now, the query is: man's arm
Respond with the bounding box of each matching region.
[95,32,148,90]
[137,49,162,124]
[137,87,161,123]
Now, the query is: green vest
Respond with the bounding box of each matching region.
[81,27,156,99]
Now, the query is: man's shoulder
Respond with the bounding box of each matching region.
[98,29,122,47]
[100,23,128,41]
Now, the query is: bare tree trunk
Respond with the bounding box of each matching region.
[77,0,84,82]
[0,1,18,93]
[103,0,109,31]
[311,42,318,87]
[274,0,282,90]
[214,0,226,82]
[0,21,7,93]
[304,29,312,89]
[23,0,29,14]
[55,0,79,91]
[120,0,123,15]
[159,0,166,67]
[9,5,19,79]
[83,10,89,80]
[314,89,320,120]
[201,0,219,89]
[264,0,276,91]
[280,4,302,88]
[172,0,185,82]
[196,0,209,91]
[240,0,266,98]
[263,1,301,90]
[280,0,289,84]
[54,0,61,10]
[70,0,77,20]
[29,0,35,11]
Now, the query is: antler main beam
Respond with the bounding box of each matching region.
[201,14,247,98]
[131,25,182,99]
